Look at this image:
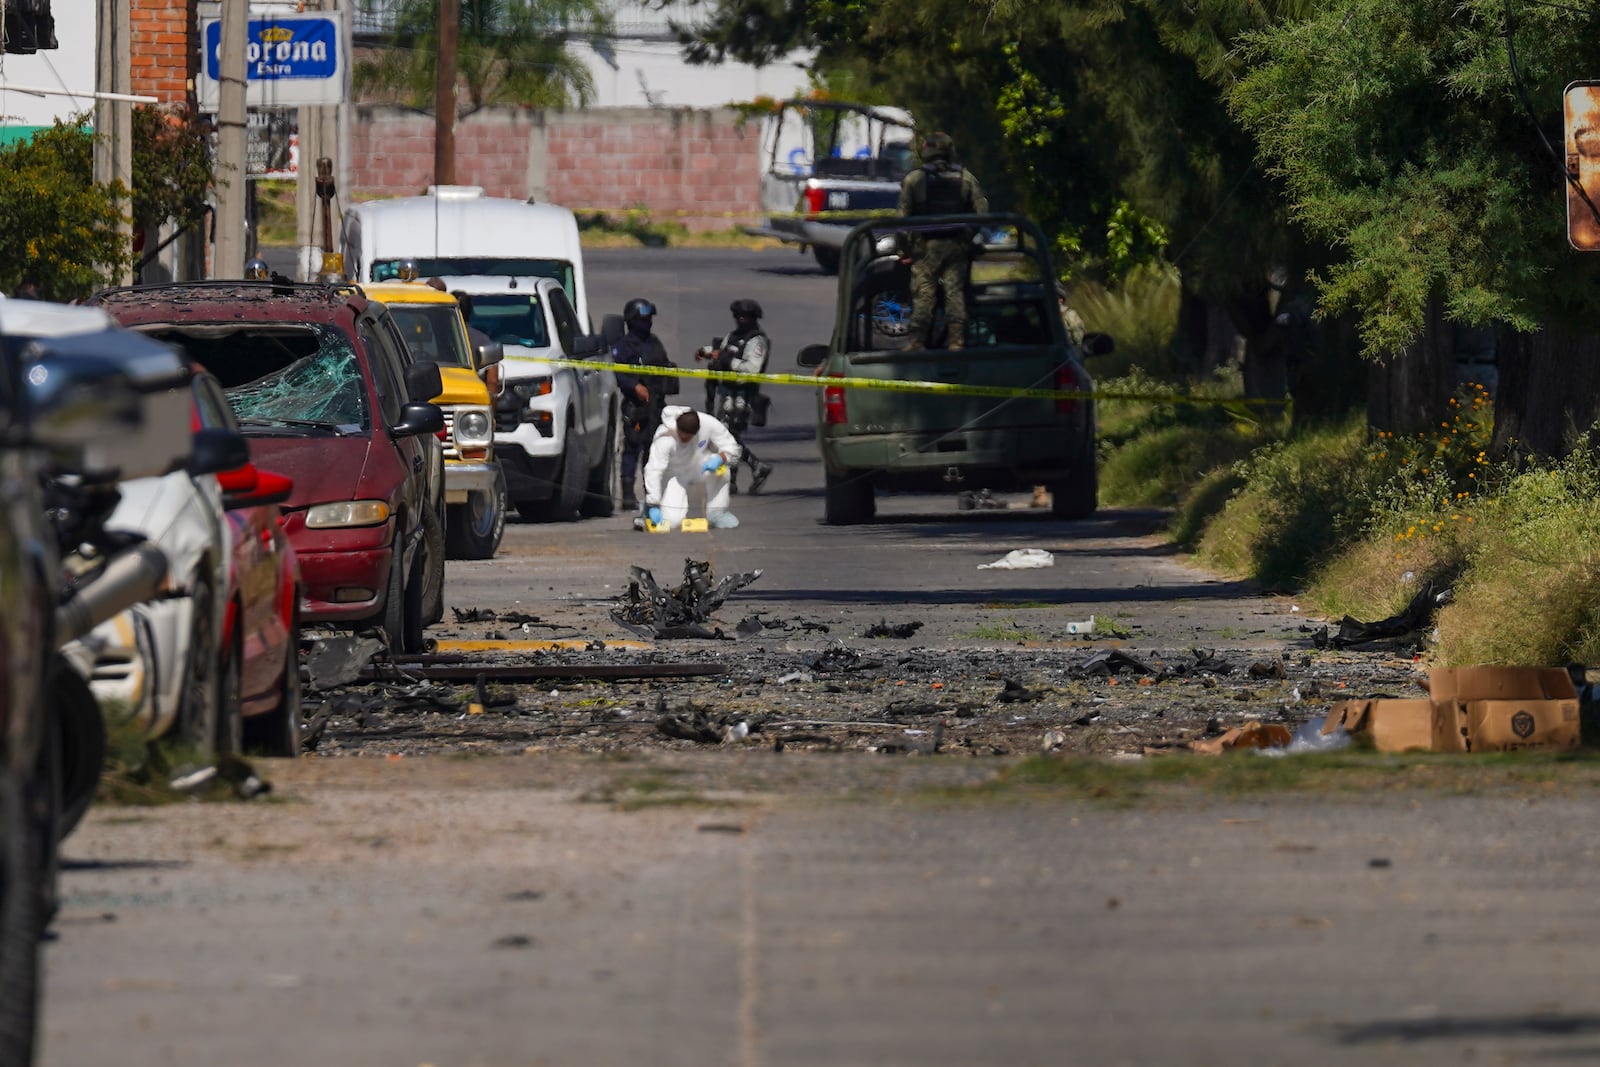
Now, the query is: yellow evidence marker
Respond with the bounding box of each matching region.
[680,517,710,533]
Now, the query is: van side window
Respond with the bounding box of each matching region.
[548,288,578,354]
[358,319,405,426]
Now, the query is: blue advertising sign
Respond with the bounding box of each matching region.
[204,17,338,81]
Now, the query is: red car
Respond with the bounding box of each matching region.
[200,375,303,756]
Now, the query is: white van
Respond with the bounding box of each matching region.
[341,186,591,327]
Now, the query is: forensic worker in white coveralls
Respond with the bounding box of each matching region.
[640,407,742,530]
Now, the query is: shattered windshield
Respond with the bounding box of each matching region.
[469,293,550,348]
[199,324,370,433]
[388,305,473,368]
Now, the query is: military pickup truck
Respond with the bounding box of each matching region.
[797,212,1111,524]
[743,99,916,275]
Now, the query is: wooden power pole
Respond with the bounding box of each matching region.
[434,0,459,187]
[214,0,250,277]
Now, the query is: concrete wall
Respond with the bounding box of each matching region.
[349,105,763,229]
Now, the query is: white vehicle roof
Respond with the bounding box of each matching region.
[0,300,114,338]
[344,186,588,324]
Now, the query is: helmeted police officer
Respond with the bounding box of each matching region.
[612,297,677,510]
[700,298,774,494]
[898,131,988,350]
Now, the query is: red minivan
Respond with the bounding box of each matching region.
[93,282,448,653]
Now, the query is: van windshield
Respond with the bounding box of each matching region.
[372,258,573,296]
[388,305,474,368]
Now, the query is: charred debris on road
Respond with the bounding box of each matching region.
[286,559,1475,760]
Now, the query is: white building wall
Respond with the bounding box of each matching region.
[0,0,99,127]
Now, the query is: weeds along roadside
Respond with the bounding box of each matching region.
[1098,370,1600,667]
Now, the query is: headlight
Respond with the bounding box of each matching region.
[509,377,553,401]
[453,407,493,448]
[305,500,391,529]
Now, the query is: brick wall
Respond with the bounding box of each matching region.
[350,106,762,230]
[129,0,194,105]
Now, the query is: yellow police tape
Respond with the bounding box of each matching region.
[538,356,1291,416]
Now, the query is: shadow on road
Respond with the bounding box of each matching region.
[1332,1013,1600,1045]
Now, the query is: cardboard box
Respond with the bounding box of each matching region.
[1323,666,1581,753]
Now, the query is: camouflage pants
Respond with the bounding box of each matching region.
[907,238,969,348]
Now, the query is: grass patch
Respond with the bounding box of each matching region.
[576,209,780,250]
[932,749,1600,807]
[253,180,298,246]
[1067,262,1182,380]
[962,623,1041,642]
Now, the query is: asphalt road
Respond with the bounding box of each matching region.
[42,246,1597,1067]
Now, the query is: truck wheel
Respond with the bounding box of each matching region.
[813,245,841,275]
[581,417,620,518]
[868,287,914,349]
[1050,458,1098,520]
[446,465,507,559]
[52,664,103,842]
[531,427,584,522]
[824,470,875,525]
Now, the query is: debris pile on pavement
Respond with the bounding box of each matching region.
[611,558,763,639]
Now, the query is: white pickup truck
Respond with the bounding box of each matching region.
[343,187,621,520]
[439,275,621,521]
[743,100,916,274]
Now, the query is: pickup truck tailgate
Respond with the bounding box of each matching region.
[824,345,1076,436]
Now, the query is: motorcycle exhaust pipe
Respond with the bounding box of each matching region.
[55,543,169,648]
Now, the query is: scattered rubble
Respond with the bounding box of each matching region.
[611,559,763,639]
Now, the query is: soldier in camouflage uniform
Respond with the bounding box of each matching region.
[898,131,988,350]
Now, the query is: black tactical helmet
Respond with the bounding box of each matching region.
[623,297,657,323]
[730,298,763,320]
[921,131,955,161]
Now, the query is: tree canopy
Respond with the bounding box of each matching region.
[355,0,610,114]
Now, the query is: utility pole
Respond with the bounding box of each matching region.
[93,0,133,285]
[434,0,459,187]
[214,0,249,278]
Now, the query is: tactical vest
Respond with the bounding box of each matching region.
[914,163,969,215]
[719,330,768,375]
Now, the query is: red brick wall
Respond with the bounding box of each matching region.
[351,106,762,230]
[129,0,192,105]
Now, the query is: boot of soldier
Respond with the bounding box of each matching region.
[750,463,773,494]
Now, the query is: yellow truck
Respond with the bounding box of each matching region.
[363,281,508,559]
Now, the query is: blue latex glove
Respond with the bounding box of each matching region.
[702,456,724,472]
[646,506,663,525]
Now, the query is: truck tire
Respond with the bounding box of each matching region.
[581,416,620,518]
[529,427,584,522]
[813,245,841,275]
[824,470,875,525]
[1050,446,1098,520]
[446,465,507,560]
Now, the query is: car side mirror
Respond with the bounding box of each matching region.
[1081,332,1115,357]
[480,362,504,397]
[405,361,444,402]
[797,344,830,368]
[189,427,252,477]
[572,333,603,356]
[392,401,445,438]
[475,340,503,368]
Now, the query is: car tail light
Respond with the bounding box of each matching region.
[1054,363,1079,415]
[823,374,847,425]
[803,185,827,216]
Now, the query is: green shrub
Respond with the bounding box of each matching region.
[1068,261,1181,379]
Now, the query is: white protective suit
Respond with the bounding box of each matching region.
[642,406,742,529]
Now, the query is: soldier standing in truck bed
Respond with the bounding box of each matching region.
[898,131,988,350]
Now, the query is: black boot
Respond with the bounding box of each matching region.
[750,463,773,494]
